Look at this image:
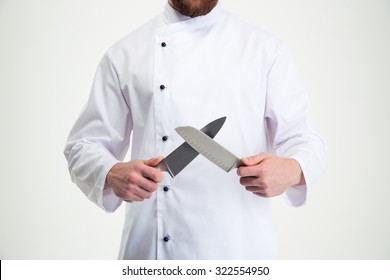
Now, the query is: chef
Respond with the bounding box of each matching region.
[64,0,326,259]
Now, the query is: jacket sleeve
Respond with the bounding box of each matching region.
[265,45,326,207]
[64,53,132,212]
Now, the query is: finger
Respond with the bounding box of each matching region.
[240,152,269,166]
[245,185,265,193]
[240,176,260,186]
[144,156,164,167]
[237,153,270,177]
[237,165,261,177]
[142,163,164,183]
[122,178,155,200]
[130,183,154,199]
[253,192,268,198]
[125,171,159,192]
[122,191,145,202]
[136,175,159,192]
[241,185,268,198]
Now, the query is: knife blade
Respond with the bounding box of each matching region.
[175,126,244,172]
[155,117,226,177]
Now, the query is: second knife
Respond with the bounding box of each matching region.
[175,125,244,172]
[155,117,226,177]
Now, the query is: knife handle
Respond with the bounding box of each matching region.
[155,160,174,178]
[227,159,245,172]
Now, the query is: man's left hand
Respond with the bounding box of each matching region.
[237,153,304,198]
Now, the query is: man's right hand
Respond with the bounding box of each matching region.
[106,157,164,202]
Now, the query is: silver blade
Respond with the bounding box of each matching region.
[175,126,243,172]
[156,117,226,177]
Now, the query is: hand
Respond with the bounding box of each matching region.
[237,153,303,198]
[106,157,164,202]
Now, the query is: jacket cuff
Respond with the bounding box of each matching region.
[102,185,123,213]
[283,184,307,207]
[86,157,122,213]
[282,154,310,207]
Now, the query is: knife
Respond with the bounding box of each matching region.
[175,125,244,172]
[155,117,226,177]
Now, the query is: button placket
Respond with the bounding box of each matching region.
[155,31,174,259]
[158,38,170,149]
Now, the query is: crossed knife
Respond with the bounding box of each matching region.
[156,117,243,177]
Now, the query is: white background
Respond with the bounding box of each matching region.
[0,0,389,259]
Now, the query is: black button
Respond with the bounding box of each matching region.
[163,186,169,192]
[160,85,166,90]
[162,136,168,142]
[161,42,167,47]
[163,235,170,242]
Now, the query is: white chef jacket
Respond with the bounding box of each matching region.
[64,3,326,259]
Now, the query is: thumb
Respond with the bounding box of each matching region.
[144,156,164,167]
[241,153,269,166]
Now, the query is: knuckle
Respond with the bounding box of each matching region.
[156,172,164,183]
[149,182,158,192]
[140,181,156,193]
[252,178,261,187]
[150,171,160,182]
[261,183,270,192]
[138,162,147,172]
[257,167,266,177]
[124,183,134,192]
[126,172,138,184]
[123,193,133,201]
[257,176,267,186]
[124,189,134,199]
[130,194,143,202]
[129,160,139,169]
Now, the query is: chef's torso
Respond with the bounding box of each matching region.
[107,5,284,259]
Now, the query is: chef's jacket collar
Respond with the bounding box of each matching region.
[163,1,222,25]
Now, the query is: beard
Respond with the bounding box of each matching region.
[169,0,218,18]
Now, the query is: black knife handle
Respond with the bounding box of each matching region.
[155,160,174,178]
